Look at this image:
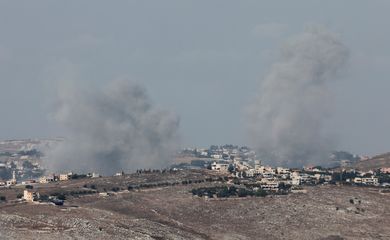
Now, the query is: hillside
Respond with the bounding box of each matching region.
[353,153,390,171]
[1,170,389,239]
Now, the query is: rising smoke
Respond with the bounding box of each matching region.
[46,80,179,175]
[247,27,349,167]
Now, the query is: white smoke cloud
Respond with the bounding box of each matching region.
[247,26,349,167]
[46,80,180,175]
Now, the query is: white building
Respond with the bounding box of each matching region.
[211,154,222,159]
[362,177,379,185]
[59,174,69,181]
[23,190,34,202]
[39,175,56,184]
[211,162,230,172]
[276,167,290,174]
[92,172,101,178]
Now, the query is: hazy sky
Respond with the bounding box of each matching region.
[0,1,389,156]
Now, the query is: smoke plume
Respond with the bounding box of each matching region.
[46,80,179,175]
[247,27,349,167]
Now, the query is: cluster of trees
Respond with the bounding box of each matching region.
[127,176,228,191]
[111,187,122,192]
[71,174,89,180]
[191,186,268,198]
[128,181,178,191]
[136,169,175,174]
[50,189,96,199]
[374,170,390,183]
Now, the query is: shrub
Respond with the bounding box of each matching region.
[57,194,66,200]
[17,193,23,198]
[237,188,249,197]
[111,187,120,192]
[254,189,267,197]
[25,185,33,189]
[40,195,49,201]
[216,187,230,198]
[228,186,237,195]
[0,196,6,201]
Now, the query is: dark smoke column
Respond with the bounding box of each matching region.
[247,27,349,167]
[47,80,180,175]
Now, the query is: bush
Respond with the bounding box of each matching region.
[254,189,267,197]
[0,196,6,201]
[25,185,33,189]
[237,188,248,197]
[40,195,49,201]
[111,187,120,192]
[216,187,230,198]
[57,194,66,200]
[17,193,23,198]
[228,186,237,195]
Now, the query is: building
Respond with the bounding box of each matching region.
[291,177,301,186]
[59,174,69,181]
[23,190,37,202]
[211,162,230,172]
[92,172,100,178]
[6,170,17,186]
[259,179,279,191]
[381,167,390,174]
[39,175,56,184]
[276,167,290,174]
[354,177,362,184]
[362,177,379,185]
[21,179,36,185]
[354,176,379,185]
[323,175,332,182]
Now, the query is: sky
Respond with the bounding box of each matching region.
[0,1,390,156]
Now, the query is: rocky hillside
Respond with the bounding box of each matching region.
[353,153,390,171]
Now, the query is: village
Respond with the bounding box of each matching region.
[1,145,389,205]
[0,144,389,240]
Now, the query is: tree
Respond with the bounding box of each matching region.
[237,188,248,197]
[216,187,230,198]
[57,194,66,200]
[255,189,267,197]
